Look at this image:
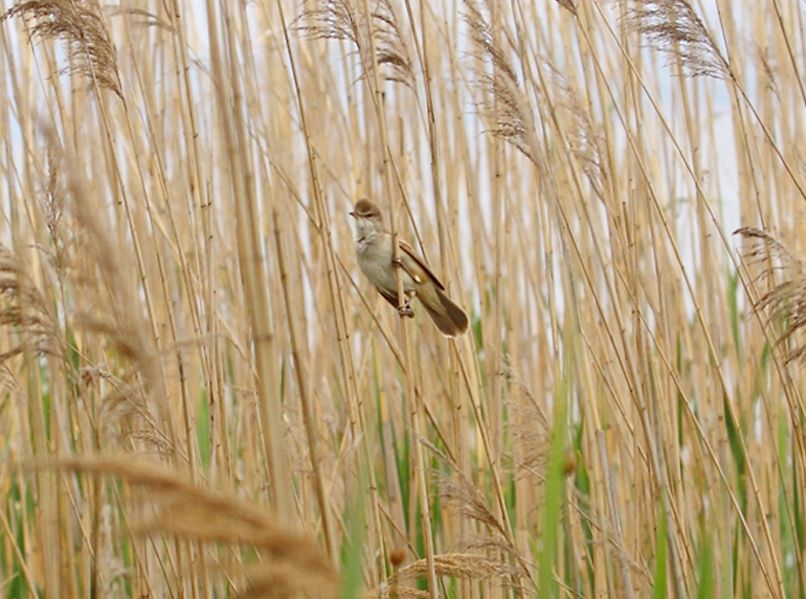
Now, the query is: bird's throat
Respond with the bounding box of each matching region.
[355,218,381,251]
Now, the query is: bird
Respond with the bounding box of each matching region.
[350,199,469,337]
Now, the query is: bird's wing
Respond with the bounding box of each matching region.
[377,285,403,307]
[398,239,446,291]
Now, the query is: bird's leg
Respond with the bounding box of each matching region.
[391,258,414,317]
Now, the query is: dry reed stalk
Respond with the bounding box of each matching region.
[275,1,389,584]
[399,10,472,582]
[582,10,790,593]
[203,0,293,519]
[302,0,442,591]
[273,208,335,558]
[361,27,440,597]
[624,0,806,203]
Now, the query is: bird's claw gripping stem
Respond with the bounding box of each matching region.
[391,257,413,317]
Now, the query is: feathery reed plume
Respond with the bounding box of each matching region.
[626,2,806,206]
[756,43,780,99]
[104,6,174,33]
[371,553,520,598]
[0,245,60,361]
[464,0,540,165]
[439,469,532,584]
[2,0,123,98]
[374,588,428,599]
[297,0,414,87]
[49,130,163,408]
[546,63,607,201]
[622,0,729,79]
[41,149,72,277]
[33,127,173,454]
[736,226,806,364]
[370,0,413,86]
[396,553,518,583]
[97,374,167,447]
[507,391,550,478]
[441,470,507,536]
[0,364,26,412]
[29,456,339,598]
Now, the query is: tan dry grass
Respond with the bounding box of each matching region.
[1,0,805,597]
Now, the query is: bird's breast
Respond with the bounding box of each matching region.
[357,237,416,293]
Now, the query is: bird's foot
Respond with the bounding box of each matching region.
[392,257,404,268]
[397,302,414,318]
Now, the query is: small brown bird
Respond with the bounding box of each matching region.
[350,199,469,337]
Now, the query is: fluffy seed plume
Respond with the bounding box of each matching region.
[464,0,540,165]
[0,245,60,361]
[736,226,806,364]
[371,553,521,598]
[2,0,123,98]
[297,0,414,87]
[438,470,533,585]
[622,0,729,79]
[29,456,339,598]
[395,552,518,582]
[546,62,607,201]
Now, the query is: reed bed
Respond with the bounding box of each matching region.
[1,0,805,597]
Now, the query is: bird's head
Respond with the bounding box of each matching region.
[350,199,384,233]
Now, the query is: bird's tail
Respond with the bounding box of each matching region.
[417,285,469,337]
